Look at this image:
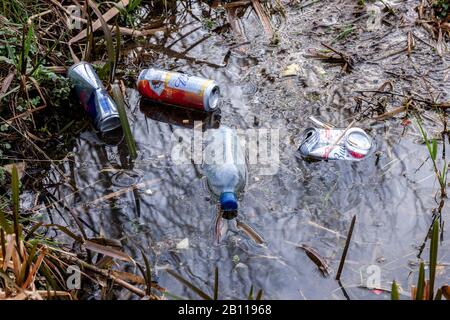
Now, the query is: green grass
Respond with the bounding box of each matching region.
[433,0,450,19]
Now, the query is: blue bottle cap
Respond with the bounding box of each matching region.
[219,192,238,211]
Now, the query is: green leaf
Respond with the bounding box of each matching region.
[42,224,83,243]
[415,119,432,154]
[431,139,437,161]
[18,23,34,74]
[429,219,439,300]
[248,285,254,300]
[416,262,425,300]
[391,281,400,300]
[5,42,17,66]
[24,221,43,241]
[29,29,69,77]
[440,162,448,187]
[11,165,21,244]
[0,209,12,234]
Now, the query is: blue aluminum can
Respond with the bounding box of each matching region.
[68,61,121,132]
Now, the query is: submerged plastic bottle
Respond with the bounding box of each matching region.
[203,126,247,218]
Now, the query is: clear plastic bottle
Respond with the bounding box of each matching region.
[202,126,247,218]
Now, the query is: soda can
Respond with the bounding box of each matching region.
[137,68,220,112]
[298,127,373,161]
[68,61,121,132]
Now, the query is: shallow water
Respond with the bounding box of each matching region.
[39,0,450,299]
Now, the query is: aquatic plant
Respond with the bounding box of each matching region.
[0,164,163,300]
[392,220,449,300]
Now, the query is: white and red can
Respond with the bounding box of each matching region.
[298,127,373,161]
[137,68,220,112]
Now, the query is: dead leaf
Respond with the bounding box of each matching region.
[281,63,300,77]
[226,7,246,41]
[2,234,15,272]
[69,0,130,44]
[0,72,15,97]
[2,162,26,179]
[436,28,446,56]
[84,240,132,262]
[236,220,265,244]
[373,105,407,120]
[112,270,145,284]
[297,244,331,277]
[251,0,273,38]
[442,285,450,300]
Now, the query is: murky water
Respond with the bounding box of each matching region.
[37,0,450,299]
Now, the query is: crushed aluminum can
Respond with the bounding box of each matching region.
[137,68,220,112]
[68,61,121,132]
[298,127,373,161]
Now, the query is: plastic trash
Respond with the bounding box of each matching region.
[176,238,189,250]
[137,68,220,112]
[68,61,121,132]
[203,126,247,218]
[298,127,373,161]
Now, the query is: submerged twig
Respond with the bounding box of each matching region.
[335,215,356,281]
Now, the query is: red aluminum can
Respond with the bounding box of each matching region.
[137,68,220,112]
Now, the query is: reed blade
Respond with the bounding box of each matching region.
[19,23,34,75]
[0,209,12,234]
[140,249,152,296]
[213,266,219,300]
[255,289,263,300]
[416,261,425,300]
[87,0,116,84]
[429,219,439,300]
[11,165,21,245]
[166,269,212,300]
[248,285,254,300]
[391,281,400,300]
[435,288,442,300]
[111,82,137,159]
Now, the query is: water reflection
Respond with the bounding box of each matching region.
[140,99,221,130]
